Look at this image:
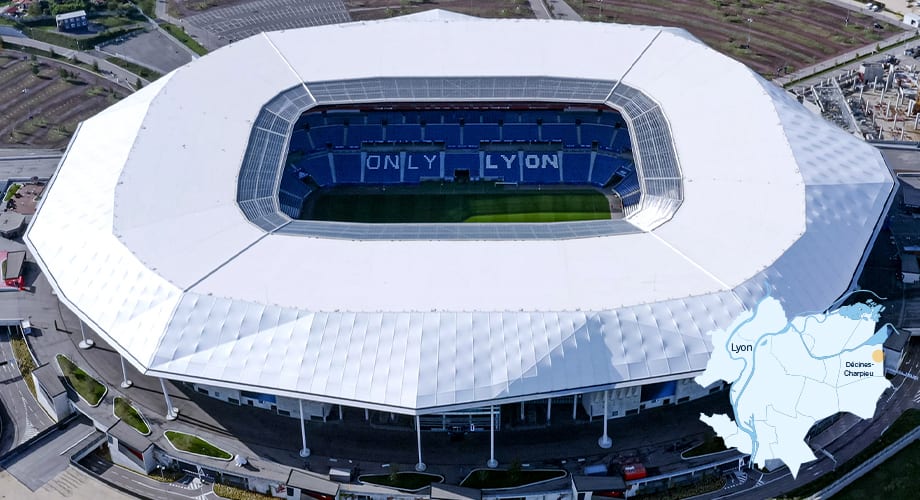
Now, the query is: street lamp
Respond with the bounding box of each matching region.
[78,321,94,349]
[119,355,132,388]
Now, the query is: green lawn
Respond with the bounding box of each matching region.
[301,183,611,223]
[359,472,443,491]
[161,23,208,56]
[114,397,150,435]
[835,440,920,499]
[460,469,566,489]
[56,354,106,406]
[9,330,36,397]
[165,431,232,459]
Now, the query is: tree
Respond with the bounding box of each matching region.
[27,1,42,17]
[31,64,39,76]
[49,47,56,58]
[135,77,142,90]
[59,67,69,79]
[92,60,99,72]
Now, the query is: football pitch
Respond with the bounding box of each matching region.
[299,183,614,223]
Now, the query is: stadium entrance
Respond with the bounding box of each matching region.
[279,103,639,223]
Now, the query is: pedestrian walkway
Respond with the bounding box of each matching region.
[774,30,919,87]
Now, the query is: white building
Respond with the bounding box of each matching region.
[25,11,894,464]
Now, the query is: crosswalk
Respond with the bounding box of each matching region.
[913,389,920,404]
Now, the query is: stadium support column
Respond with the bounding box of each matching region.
[119,355,132,388]
[78,321,94,349]
[299,400,311,458]
[487,405,498,468]
[415,415,426,472]
[598,390,612,448]
[573,394,578,421]
[159,378,178,421]
[546,398,552,424]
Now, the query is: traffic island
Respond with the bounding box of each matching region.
[164,430,232,460]
[113,397,150,435]
[460,468,566,489]
[358,471,444,491]
[56,354,106,406]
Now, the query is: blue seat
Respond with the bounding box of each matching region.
[279,167,311,197]
[521,111,560,124]
[581,124,615,148]
[482,151,520,182]
[542,123,579,146]
[332,153,363,184]
[561,152,592,183]
[417,111,444,125]
[404,152,441,182]
[502,124,538,142]
[300,113,327,128]
[387,124,423,142]
[324,112,361,126]
[426,124,462,145]
[591,154,625,186]
[478,110,505,124]
[346,125,384,147]
[309,126,345,148]
[303,154,334,186]
[463,124,501,146]
[612,131,631,152]
[557,112,600,124]
[521,151,562,183]
[444,152,481,178]
[289,129,311,152]
[597,112,623,126]
[363,152,402,184]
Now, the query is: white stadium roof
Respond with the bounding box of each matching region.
[26,12,894,413]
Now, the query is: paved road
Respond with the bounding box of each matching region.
[0,325,54,455]
[80,453,210,500]
[0,35,147,89]
[0,416,96,491]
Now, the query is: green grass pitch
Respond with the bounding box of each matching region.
[299,183,612,223]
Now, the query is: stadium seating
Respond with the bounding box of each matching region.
[463,124,501,146]
[581,124,615,149]
[444,152,481,178]
[347,125,384,147]
[521,152,562,184]
[303,154,335,186]
[363,152,403,184]
[309,126,345,149]
[541,123,579,147]
[387,124,423,142]
[503,124,539,142]
[332,153,363,184]
[482,151,520,183]
[284,107,636,190]
[561,152,592,183]
[404,152,441,182]
[592,154,622,186]
[426,124,462,145]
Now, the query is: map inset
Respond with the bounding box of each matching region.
[696,296,890,478]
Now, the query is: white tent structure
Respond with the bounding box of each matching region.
[26,13,893,421]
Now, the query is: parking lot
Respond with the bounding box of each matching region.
[182,0,350,46]
[96,29,194,75]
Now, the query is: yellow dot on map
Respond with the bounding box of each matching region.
[872,349,884,363]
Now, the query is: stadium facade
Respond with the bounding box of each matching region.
[25,10,894,456]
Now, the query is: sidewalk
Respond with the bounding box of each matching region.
[0,35,147,88]
[774,29,919,87]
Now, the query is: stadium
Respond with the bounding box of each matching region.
[24,10,894,464]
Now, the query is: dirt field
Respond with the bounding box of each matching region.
[566,0,904,77]
[346,0,534,20]
[0,50,127,149]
